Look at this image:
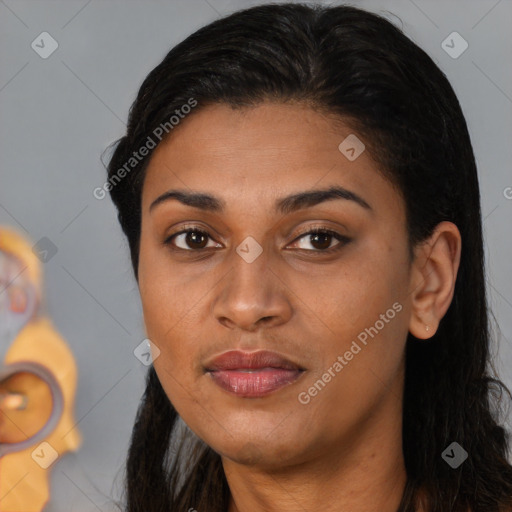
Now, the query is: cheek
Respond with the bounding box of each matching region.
[137,234,214,402]
[138,235,188,366]
[138,226,189,333]
[302,238,410,404]
[295,293,408,447]
[315,235,409,334]
[139,258,204,416]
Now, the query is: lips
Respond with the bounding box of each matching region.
[204,350,304,372]
[204,350,305,398]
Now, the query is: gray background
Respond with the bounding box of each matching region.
[0,0,511,510]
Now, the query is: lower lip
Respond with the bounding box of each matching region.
[207,367,304,398]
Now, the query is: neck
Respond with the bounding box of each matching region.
[223,378,408,512]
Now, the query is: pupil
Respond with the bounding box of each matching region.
[311,233,331,250]
[187,231,207,249]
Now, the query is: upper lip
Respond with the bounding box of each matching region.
[204,350,304,372]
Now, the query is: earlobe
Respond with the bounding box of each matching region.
[408,221,461,340]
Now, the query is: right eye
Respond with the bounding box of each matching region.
[164,227,222,251]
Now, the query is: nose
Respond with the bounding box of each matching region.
[212,246,292,332]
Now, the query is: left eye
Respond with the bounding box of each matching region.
[164,227,349,252]
[290,229,349,252]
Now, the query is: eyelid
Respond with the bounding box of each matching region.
[288,224,351,253]
[163,224,219,250]
[292,223,347,239]
[164,223,351,252]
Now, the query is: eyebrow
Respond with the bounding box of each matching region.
[149,185,372,215]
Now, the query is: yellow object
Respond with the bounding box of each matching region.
[0,226,81,511]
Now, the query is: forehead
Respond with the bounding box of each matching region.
[141,102,402,218]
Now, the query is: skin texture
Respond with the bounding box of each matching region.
[138,102,461,512]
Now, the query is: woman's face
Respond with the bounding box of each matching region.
[138,102,414,468]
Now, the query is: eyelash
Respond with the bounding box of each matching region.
[163,224,351,255]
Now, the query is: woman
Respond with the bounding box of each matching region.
[104,3,512,511]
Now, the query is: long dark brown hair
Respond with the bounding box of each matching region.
[104,3,512,511]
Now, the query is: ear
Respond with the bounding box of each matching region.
[408,221,462,339]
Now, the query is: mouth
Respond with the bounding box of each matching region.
[204,350,306,398]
